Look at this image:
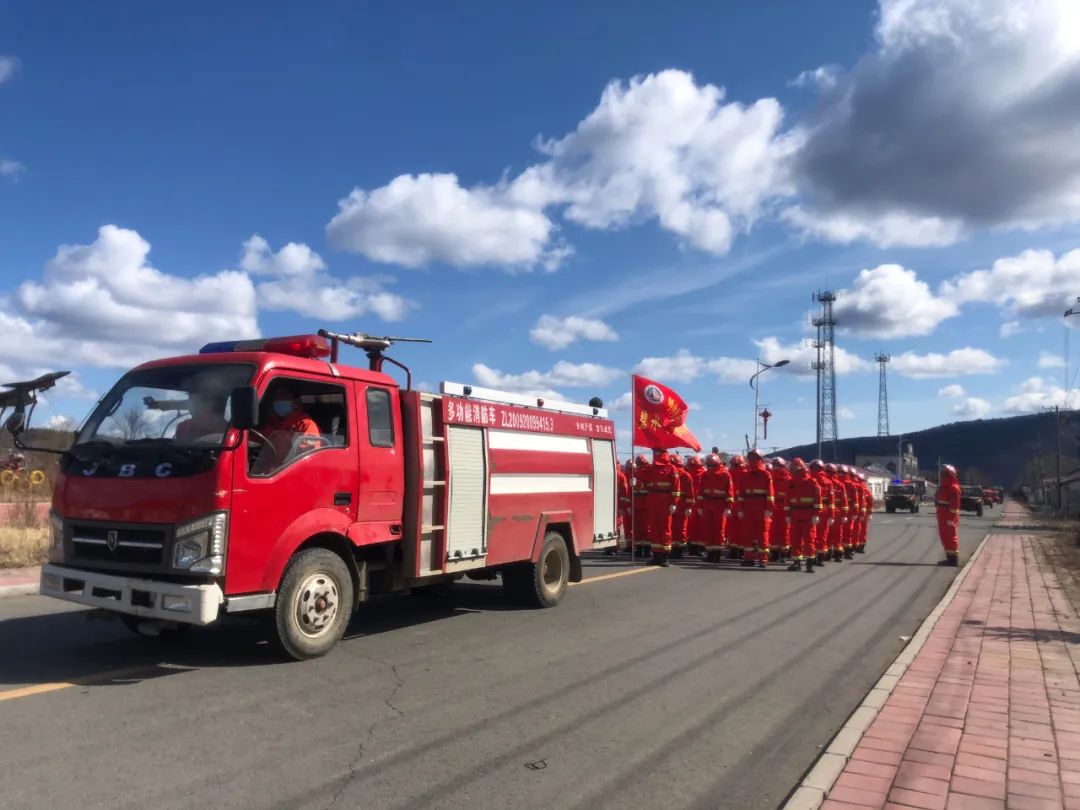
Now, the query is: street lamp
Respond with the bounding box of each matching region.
[749,359,790,449]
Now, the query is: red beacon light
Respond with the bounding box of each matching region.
[199,334,331,359]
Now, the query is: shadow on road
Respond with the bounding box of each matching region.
[0,581,525,689]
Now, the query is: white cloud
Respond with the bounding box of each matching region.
[327,173,563,271]
[833,264,958,337]
[838,406,855,420]
[942,248,1080,319]
[706,356,760,383]
[0,159,25,179]
[754,336,870,376]
[891,348,1004,379]
[1038,352,1067,370]
[634,349,706,384]
[611,392,633,411]
[789,65,841,90]
[952,397,992,419]
[11,225,258,369]
[241,235,408,322]
[45,415,75,431]
[937,384,965,399]
[328,70,801,269]
[1000,321,1023,338]
[1003,376,1071,413]
[529,314,618,350]
[789,0,1080,247]
[472,360,621,400]
[0,55,19,85]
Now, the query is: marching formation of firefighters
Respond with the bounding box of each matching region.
[612,448,875,571]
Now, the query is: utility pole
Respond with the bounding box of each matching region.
[812,290,838,461]
[876,352,890,437]
[897,434,904,479]
[1056,405,1063,511]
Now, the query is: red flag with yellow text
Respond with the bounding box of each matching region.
[632,375,701,452]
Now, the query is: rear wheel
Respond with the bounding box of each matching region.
[502,531,570,608]
[274,548,354,660]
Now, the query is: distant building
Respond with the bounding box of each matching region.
[854,450,918,479]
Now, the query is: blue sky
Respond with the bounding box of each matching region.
[3,0,1080,453]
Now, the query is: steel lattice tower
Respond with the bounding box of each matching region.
[812,290,838,461]
[876,352,891,437]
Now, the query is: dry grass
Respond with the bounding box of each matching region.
[0,526,49,568]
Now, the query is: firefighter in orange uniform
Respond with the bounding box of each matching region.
[644,449,681,567]
[769,457,792,561]
[699,454,733,563]
[686,455,707,556]
[632,455,651,556]
[727,455,747,559]
[737,449,774,568]
[810,460,833,566]
[824,463,847,562]
[610,464,631,556]
[858,475,874,553]
[785,458,822,573]
[936,464,961,566]
[841,466,860,559]
[669,455,694,558]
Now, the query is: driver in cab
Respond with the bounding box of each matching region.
[251,386,320,474]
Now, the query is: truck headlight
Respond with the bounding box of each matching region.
[173,511,228,574]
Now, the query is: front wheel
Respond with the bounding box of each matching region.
[502,531,570,609]
[121,614,191,640]
[274,548,354,660]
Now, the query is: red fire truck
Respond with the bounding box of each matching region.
[31,331,618,659]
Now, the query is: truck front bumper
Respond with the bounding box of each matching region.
[40,564,223,626]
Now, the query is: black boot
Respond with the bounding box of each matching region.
[658,553,670,567]
[604,548,615,556]
[757,560,767,569]
[833,550,843,562]
[740,558,754,567]
[816,552,826,565]
[787,559,801,571]
[855,545,866,554]
[805,559,815,573]
[844,548,854,559]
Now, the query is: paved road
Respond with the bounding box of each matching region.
[0,510,992,810]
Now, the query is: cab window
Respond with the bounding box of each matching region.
[366,387,394,448]
[248,378,348,476]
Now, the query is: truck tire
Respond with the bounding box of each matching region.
[503,531,570,609]
[274,548,354,660]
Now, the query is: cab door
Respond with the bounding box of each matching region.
[347,381,405,545]
[226,372,357,595]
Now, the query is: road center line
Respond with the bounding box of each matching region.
[570,566,661,587]
[0,665,160,703]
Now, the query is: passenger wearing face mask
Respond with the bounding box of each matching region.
[255,386,321,472]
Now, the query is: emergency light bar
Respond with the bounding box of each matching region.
[441,381,609,418]
[199,334,331,359]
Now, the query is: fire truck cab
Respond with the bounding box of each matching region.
[38,332,619,659]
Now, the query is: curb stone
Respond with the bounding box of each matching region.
[780,530,992,810]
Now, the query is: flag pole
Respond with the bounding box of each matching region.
[629,374,635,567]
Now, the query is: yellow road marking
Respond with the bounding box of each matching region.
[0,665,159,703]
[571,566,661,587]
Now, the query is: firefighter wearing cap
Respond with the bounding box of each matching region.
[786,458,822,572]
[737,449,774,568]
[769,457,792,561]
[811,461,834,566]
[644,449,681,566]
[841,467,860,559]
[858,475,874,552]
[936,464,961,566]
[825,464,847,562]
[669,455,694,558]
[632,455,651,556]
[686,455,706,556]
[700,454,734,562]
[727,455,747,559]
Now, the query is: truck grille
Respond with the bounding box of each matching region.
[69,524,168,566]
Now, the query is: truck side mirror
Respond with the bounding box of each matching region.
[229,386,259,431]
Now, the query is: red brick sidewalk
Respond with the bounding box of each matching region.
[820,525,1080,809]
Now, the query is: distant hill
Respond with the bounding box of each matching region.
[777,410,1080,489]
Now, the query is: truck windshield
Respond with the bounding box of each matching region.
[887,486,914,494]
[76,364,253,448]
